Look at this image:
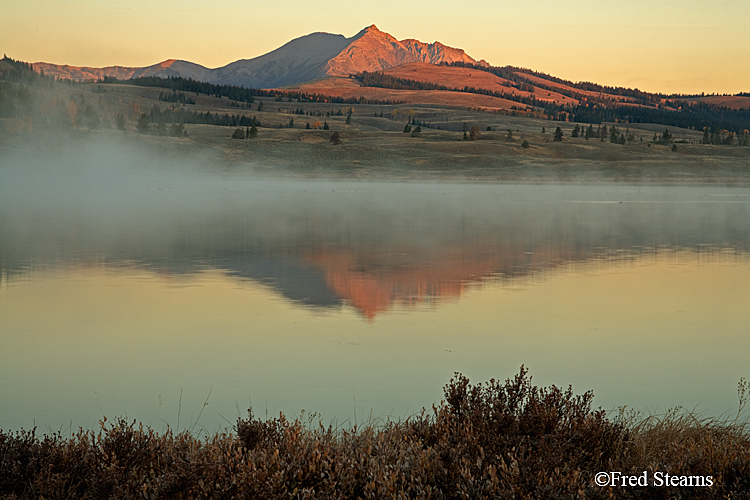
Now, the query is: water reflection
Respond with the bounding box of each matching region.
[2,173,749,318]
[2,249,749,433]
[2,152,750,430]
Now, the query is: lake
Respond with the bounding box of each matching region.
[2,145,749,433]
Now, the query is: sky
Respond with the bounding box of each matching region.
[3,0,749,95]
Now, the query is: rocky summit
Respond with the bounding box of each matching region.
[32,25,480,89]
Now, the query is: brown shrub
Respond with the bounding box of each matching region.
[1,368,748,499]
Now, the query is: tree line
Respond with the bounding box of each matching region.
[354,71,540,107]
[158,90,195,105]
[442,61,659,105]
[102,75,402,106]
[566,102,750,135]
[102,75,258,103]
[355,65,749,135]
[142,104,262,128]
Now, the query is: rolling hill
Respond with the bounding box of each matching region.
[17,23,749,135]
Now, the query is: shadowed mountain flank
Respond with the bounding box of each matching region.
[32,59,213,84]
[211,31,353,88]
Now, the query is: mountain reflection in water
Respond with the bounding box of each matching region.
[2,170,749,319]
[3,150,750,431]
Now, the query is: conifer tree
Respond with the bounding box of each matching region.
[585,125,595,140]
[661,128,672,144]
[610,126,618,143]
[136,113,150,134]
[170,122,186,137]
[470,125,481,140]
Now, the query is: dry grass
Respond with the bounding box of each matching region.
[2,71,750,185]
[514,73,641,105]
[380,63,573,104]
[291,83,523,111]
[2,368,748,499]
[687,96,750,111]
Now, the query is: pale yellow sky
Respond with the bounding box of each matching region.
[3,0,748,94]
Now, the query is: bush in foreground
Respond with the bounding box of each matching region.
[2,367,749,499]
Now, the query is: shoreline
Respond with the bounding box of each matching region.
[1,369,748,498]
[3,126,750,186]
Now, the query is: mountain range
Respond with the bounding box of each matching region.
[32,25,483,89]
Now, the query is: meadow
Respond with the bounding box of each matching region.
[2,61,749,185]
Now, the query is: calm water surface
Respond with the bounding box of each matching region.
[2,148,749,432]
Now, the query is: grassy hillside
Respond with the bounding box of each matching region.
[2,56,749,183]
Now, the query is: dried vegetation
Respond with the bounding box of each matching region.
[2,367,748,499]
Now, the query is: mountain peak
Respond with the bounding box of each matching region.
[33,25,479,89]
[324,25,477,78]
[351,23,385,41]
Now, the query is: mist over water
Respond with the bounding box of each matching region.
[3,138,750,288]
[2,138,750,432]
